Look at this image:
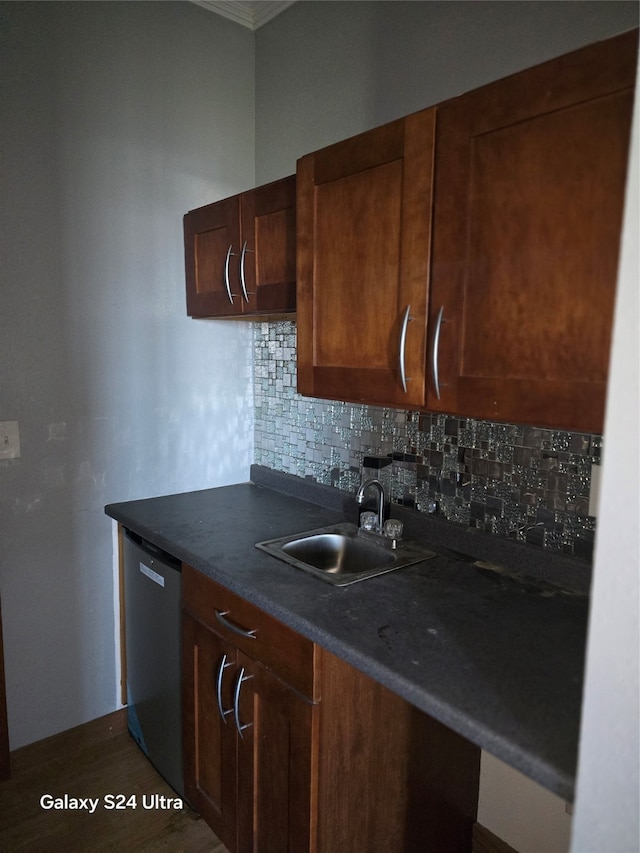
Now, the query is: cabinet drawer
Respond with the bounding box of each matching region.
[182,564,317,700]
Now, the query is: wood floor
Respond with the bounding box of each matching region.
[0,709,230,852]
[0,708,511,853]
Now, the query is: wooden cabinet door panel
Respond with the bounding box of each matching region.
[182,564,317,701]
[240,176,296,315]
[183,614,238,850]
[429,30,637,431]
[297,109,435,407]
[317,649,479,853]
[184,196,242,318]
[236,653,318,853]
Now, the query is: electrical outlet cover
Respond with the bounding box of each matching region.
[0,421,21,459]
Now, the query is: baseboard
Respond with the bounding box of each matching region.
[9,708,128,775]
[473,822,519,853]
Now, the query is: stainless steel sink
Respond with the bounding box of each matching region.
[255,522,436,585]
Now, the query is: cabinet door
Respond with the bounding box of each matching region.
[317,649,479,853]
[240,176,296,315]
[297,109,436,407]
[429,30,637,432]
[184,195,242,318]
[184,177,296,319]
[183,613,238,850]
[235,652,318,853]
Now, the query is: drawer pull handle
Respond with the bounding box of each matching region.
[233,667,254,738]
[398,304,413,393]
[431,305,445,400]
[224,245,235,304]
[239,240,254,302]
[215,610,257,640]
[215,654,234,723]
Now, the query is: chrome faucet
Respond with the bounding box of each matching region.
[356,478,386,530]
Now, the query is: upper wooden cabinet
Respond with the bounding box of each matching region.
[184,175,296,318]
[296,109,436,408]
[182,564,480,853]
[296,29,637,432]
[428,29,637,433]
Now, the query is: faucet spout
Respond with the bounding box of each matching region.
[356,478,386,530]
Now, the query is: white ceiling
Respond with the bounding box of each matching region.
[191,1,296,30]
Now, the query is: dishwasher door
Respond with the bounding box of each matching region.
[122,529,184,798]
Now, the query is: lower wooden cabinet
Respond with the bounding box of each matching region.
[182,564,317,853]
[183,612,316,853]
[182,565,480,853]
[235,651,317,853]
[182,613,240,848]
[316,649,481,853]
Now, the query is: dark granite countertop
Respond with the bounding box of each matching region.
[105,465,590,803]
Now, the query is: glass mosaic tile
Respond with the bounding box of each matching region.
[253,320,599,560]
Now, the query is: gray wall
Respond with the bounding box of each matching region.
[571,63,639,853]
[0,2,255,749]
[256,0,639,181]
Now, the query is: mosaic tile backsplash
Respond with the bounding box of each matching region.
[254,321,599,561]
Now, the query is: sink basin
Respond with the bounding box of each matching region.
[255,522,436,585]
[283,531,397,574]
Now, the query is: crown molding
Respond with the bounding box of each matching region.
[191,1,295,30]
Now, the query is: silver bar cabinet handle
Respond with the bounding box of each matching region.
[224,244,234,304]
[239,240,254,303]
[233,667,254,738]
[431,305,444,400]
[215,610,257,640]
[398,305,412,393]
[216,654,234,723]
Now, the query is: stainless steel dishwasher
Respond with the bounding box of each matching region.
[122,528,184,798]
